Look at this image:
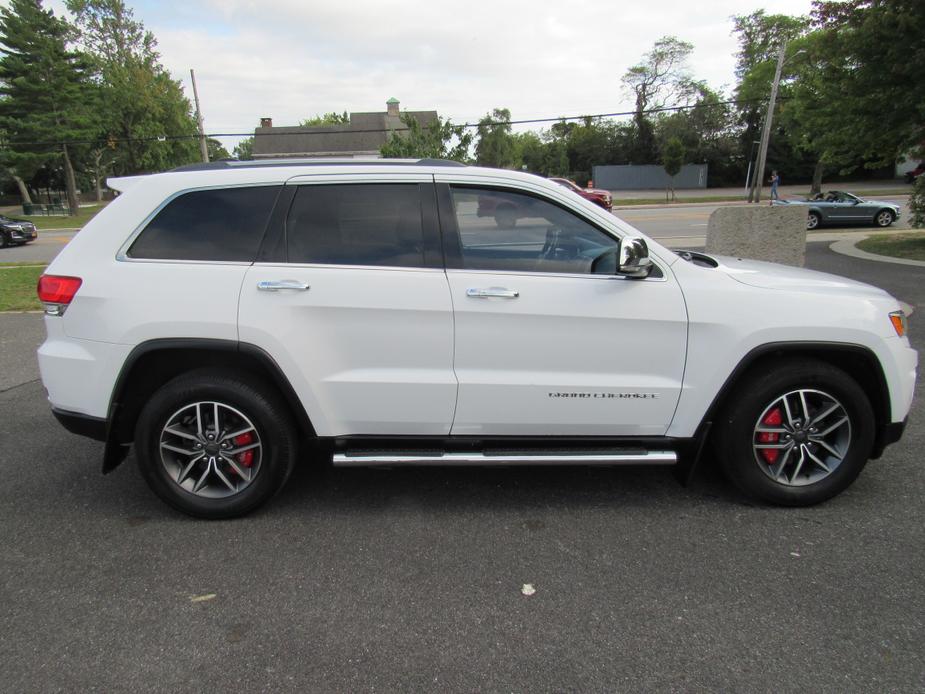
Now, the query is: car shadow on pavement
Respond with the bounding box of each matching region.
[266,455,749,518]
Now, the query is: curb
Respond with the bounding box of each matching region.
[829,236,925,268]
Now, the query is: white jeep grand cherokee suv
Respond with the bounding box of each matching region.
[37,159,917,518]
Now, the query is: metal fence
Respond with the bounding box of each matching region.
[592,164,708,190]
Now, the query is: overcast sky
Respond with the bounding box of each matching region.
[44,0,814,151]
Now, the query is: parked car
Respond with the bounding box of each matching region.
[0,215,37,247]
[772,191,902,230]
[905,162,924,184]
[37,159,916,518]
[549,177,613,211]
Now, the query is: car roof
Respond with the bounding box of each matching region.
[170,157,467,172]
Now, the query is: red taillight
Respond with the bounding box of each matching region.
[37,275,82,305]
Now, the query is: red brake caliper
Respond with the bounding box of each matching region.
[232,432,255,472]
[757,408,782,464]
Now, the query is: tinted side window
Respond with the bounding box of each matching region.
[287,184,424,267]
[450,187,617,274]
[128,186,281,261]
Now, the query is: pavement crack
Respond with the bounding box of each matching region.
[0,378,40,395]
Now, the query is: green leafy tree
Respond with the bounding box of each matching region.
[655,84,740,186]
[67,0,199,174]
[233,136,254,161]
[910,176,925,229]
[0,0,98,212]
[660,137,685,201]
[206,138,229,161]
[804,0,925,171]
[622,36,696,163]
[513,131,569,177]
[475,108,515,168]
[732,11,810,183]
[300,111,349,127]
[380,113,472,161]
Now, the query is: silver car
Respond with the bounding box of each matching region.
[772,191,901,230]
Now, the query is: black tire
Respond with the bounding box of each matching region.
[134,368,298,519]
[714,358,875,506]
[806,211,821,230]
[0,232,8,249]
[875,208,895,228]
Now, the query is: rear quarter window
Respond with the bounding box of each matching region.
[127,186,281,261]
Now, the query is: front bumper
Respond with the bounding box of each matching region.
[52,408,107,442]
[7,227,37,243]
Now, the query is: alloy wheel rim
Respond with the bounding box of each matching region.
[877,211,892,226]
[752,389,851,487]
[159,401,263,499]
[807,214,819,229]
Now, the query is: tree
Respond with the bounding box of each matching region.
[67,0,199,174]
[233,136,254,161]
[475,108,515,168]
[804,0,925,171]
[300,111,349,127]
[0,0,98,213]
[660,137,685,201]
[622,36,696,163]
[380,113,472,161]
[207,138,229,161]
[910,176,925,229]
[655,83,740,186]
[513,131,569,177]
[732,11,810,187]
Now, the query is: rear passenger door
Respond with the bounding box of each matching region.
[238,176,457,437]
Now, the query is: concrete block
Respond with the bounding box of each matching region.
[705,205,807,267]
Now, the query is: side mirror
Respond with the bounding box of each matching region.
[618,236,653,278]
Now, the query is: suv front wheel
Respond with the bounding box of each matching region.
[715,359,875,506]
[134,368,297,518]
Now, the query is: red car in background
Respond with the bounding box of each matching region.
[549,177,613,211]
[905,162,924,184]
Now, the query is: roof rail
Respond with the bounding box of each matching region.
[169,157,467,173]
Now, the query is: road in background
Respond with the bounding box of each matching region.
[0,229,77,264]
[617,195,911,240]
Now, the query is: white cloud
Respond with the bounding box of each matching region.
[27,0,818,150]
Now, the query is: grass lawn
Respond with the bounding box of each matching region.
[7,203,106,230]
[857,233,925,261]
[0,263,46,311]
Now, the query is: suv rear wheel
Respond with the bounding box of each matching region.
[134,368,297,518]
[715,359,874,506]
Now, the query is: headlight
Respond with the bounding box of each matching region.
[889,310,908,337]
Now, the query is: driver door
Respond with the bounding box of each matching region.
[436,181,688,437]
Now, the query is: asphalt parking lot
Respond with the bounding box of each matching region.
[1,244,923,691]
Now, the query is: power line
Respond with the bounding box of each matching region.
[0,97,783,148]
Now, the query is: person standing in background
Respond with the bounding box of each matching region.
[770,170,781,202]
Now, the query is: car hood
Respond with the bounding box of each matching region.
[712,254,891,298]
[860,198,901,208]
[586,188,610,197]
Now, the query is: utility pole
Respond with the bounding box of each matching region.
[749,41,787,204]
[190,69,209,163]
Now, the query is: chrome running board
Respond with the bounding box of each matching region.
[332,450,677,467]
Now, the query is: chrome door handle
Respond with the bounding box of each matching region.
[257,280,310,292]
[466,287,519,299]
